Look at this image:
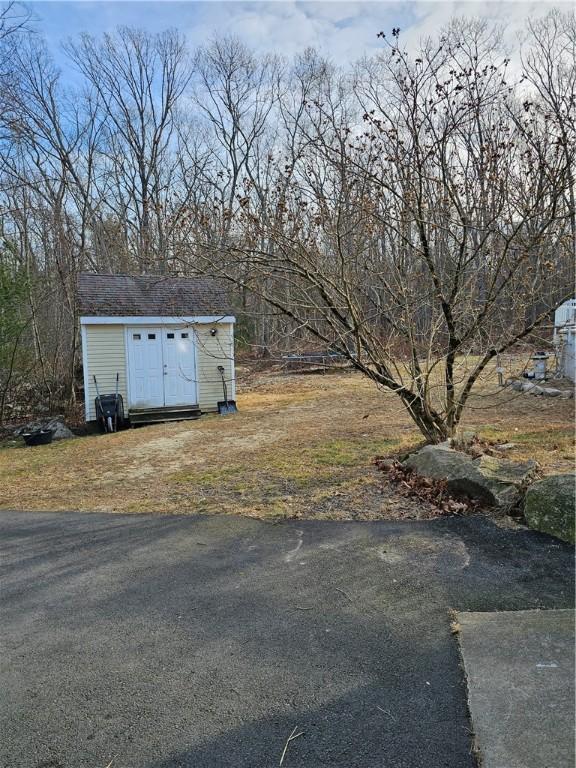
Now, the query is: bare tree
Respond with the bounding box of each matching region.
[190,19,575,441]
[0,34,107,403]
[65,27,192,273]
[0,1,31,72]
[522,9,576,262]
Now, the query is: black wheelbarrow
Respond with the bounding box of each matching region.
[94,374,124,432]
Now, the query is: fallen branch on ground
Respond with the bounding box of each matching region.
[279,726,305,766]
[335,587,354,603]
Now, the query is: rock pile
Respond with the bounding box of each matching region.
[507,379,574,398]
[403,445,537,511]
[399,443,574,543]
[14,416,75,441]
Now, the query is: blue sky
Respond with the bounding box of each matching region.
[29,0,572,69]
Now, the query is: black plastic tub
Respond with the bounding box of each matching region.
[22,429,54,447]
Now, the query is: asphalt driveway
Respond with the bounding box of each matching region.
[0,511,573,768]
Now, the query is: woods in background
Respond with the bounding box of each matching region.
[0,3,574,439]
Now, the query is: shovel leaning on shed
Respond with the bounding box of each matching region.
[217,365,237,415]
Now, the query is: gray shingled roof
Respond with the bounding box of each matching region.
[78,273,234,318]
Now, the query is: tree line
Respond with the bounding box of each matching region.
[0,3,574,439]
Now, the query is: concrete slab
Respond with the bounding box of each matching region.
[458,609,575,768]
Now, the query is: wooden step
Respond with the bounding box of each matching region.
[131,414,202,425]
[128,406,201,425]
[129,404,201,414]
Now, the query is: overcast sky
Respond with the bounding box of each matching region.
[29,0,573,67]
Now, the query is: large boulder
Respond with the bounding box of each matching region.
[14,415,75,441]
[524,475,575,543]
[403,445,537,510]
[542,387,562,397]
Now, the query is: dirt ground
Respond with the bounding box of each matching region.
[0,366,574,519]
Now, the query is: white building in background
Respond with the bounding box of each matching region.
[554,299,576,382]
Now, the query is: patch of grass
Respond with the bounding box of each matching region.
[0,365,573,517]
[170,466,246,485]
[499,426,573,448]
[471,424,574,470]
[309,439,361,467]
[167,436,401,494]
[310,438,396,467]
[0,438,24,451]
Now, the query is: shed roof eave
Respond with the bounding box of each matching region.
[80,315,236,326]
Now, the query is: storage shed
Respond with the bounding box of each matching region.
[78,273,236,424]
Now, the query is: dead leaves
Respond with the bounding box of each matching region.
[373,457,480,516]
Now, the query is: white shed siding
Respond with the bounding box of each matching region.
[554,299,576,330]
[82,319,235,419]
[195,323,235,411]
[84,325,127,421]
[561,327,576,382]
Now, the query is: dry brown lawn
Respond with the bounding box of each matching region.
[0,366,573,519]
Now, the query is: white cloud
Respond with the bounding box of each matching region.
[33,0,575,70]
[183,1,573,66]
[185,1,398,62]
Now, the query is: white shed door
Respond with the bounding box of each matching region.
[126,327,197,409]
[126,329,165,408]
[162,329,197,407]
